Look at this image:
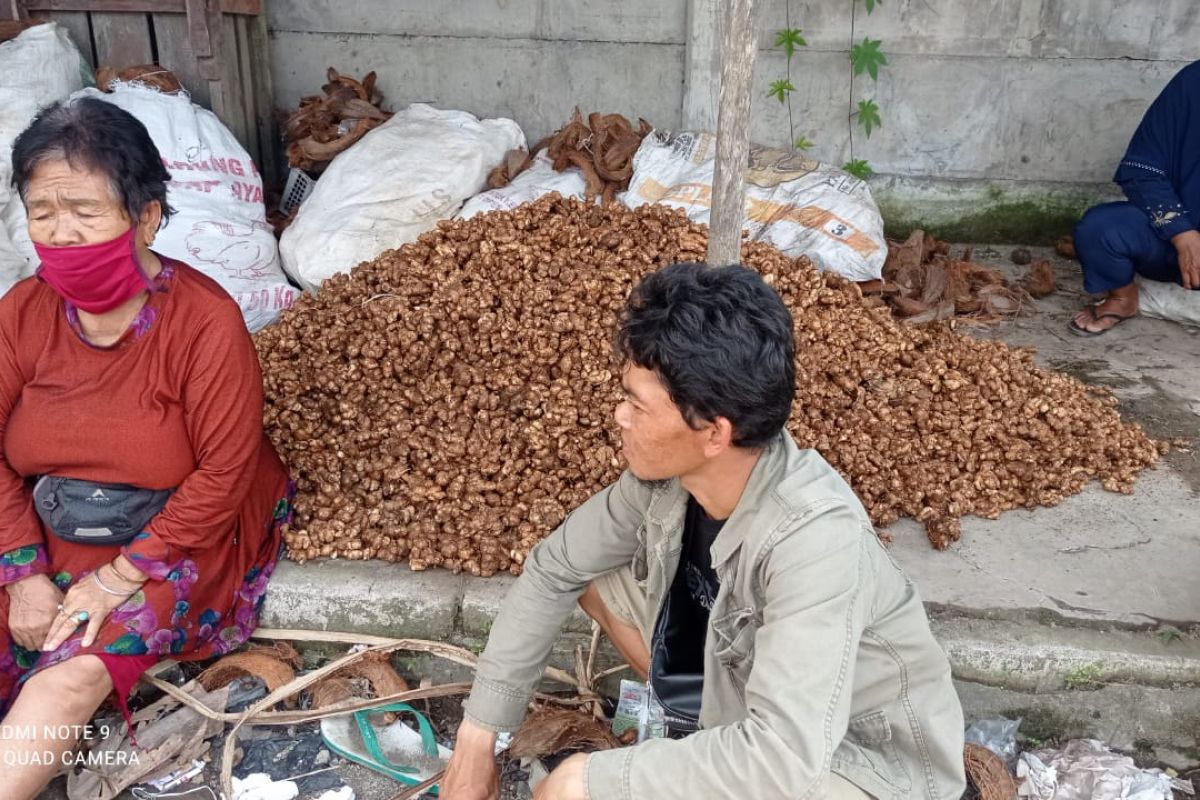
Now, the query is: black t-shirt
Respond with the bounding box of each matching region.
[682,496,724,613]
[656,497,725,678]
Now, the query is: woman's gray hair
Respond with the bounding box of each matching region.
[11,96,175,227]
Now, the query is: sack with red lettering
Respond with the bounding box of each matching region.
[76,84,299,330]
[622,131,886,282]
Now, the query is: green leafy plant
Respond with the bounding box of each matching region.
[774,27,807,58]
[768,78,797,105]
[857,99,882,138]
[768,21,808,156]
[841,159,874,180]
[850,37,888,80]
[770,0,888,177]
[1063,663,1103,691]
[1157,624,1183,645]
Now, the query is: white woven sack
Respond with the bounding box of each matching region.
[622,130,886,282]
[280,104,524,292]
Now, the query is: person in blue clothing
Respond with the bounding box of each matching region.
[1071,62,1200,335]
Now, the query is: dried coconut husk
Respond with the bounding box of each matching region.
[285,68,392,173]
[509,706,623,759]
[0,20,43,43]
[883,230,1023,324]
[309,676,356,709]
[1056,235,1077,260]
[97,64,183,94]
[307,650,410,718]
[1021,259,1057,298]
[197,651,296,696]
[487,109,653,202]
[964,743,1018,800]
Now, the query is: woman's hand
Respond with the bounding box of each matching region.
[42,566,142,652]
[5,574,64,650]
[1171,229,1200,289]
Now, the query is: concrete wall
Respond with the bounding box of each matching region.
[266,0,1200,241]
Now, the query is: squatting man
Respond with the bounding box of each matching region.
[442,263,967,800]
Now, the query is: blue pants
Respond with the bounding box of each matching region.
[1073,202,1187,293]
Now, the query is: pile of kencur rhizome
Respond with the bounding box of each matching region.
[255,197,1161,576]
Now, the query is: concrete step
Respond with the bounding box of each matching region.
[260,558,1200,768]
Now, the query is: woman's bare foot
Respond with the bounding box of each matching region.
[1071,282,1139,335]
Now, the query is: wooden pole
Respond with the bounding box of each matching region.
[706,0,762,268]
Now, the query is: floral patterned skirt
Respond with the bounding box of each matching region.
[0,484,293,717]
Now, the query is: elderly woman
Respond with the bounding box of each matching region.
[0,98,290,797]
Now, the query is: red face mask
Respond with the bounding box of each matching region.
[35,226,152,314]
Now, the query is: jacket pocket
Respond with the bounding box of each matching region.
[711,606,758,669]
[832,711,912,799]
[631,537,649,585]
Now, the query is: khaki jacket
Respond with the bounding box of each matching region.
[465,434,965,799]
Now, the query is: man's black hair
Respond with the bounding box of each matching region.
[12,97,175,227]
[615,262,796,449]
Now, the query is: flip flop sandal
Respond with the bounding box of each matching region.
[321,702,450,794]
[1069,306,1135,337]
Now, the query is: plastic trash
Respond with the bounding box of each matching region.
[232,773,299,800]
[965,717,1022,769]
[314,788,355,800]
[1017,739,1175,800]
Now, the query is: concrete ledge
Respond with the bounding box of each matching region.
[933,616,1200,692]
[261,558,463,640]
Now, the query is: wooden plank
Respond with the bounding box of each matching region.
[233,14,258,166]
[21,0,260,15]
[152,11,209,107]
[247,10,279,187]
[30,9,93,62]
[706,0,762,268]
[208,13,247,148]
[91,10,151,67]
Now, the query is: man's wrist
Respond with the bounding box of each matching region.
[457,718,501,750]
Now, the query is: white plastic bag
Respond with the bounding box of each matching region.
[1017,739,1174,800]
[622,131,886,281]
[80,85,299,330]
[457,152,587,219]
[0,23,88,296]
[280,104,524,292]
[1136,275,1200,326]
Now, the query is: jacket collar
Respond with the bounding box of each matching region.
[647,432,795,570]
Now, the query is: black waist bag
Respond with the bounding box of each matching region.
[648,578,705,736]
[33,476,173,545]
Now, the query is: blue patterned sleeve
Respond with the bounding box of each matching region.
[0,544,50,587]
[1115,167,1194,241]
